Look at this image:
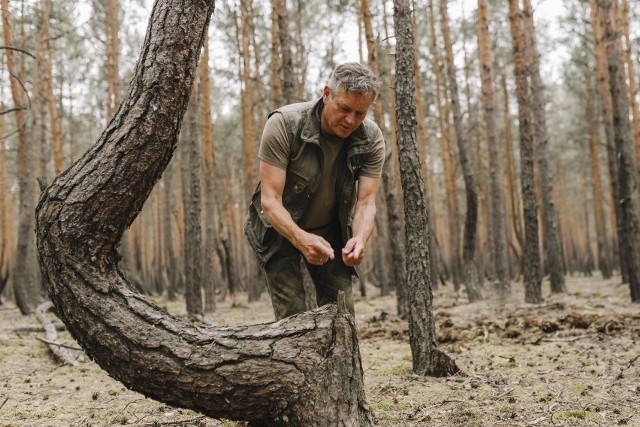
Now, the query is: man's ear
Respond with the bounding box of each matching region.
[322,85,331,101]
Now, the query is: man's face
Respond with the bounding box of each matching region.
[321,86,374,139]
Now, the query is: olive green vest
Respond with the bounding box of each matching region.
[244,98,380,266]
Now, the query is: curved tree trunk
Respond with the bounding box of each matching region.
[35,1,373,425]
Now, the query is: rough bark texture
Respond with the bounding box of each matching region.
[2,0,40,315]
[522,0,566,293]
[597,0,640,302]
[35,1,374,424]
[428,0,461,287]
[586,81,613,279]
[439,0,481,302]
[591,0,624,281]
[273,0,296,104]
[477,0,509,296]
[508,0,542,304]
[181,81,204,318]
[393,0,459,377]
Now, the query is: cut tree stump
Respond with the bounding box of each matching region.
[34,0,373,425]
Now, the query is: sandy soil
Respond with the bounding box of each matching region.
[1,274,638,427]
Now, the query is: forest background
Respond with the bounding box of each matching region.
[3,0,640,312]
[1,0,640,425]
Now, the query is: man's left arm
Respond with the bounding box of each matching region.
[341,175,381,267]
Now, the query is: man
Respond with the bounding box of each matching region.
[244,62,385,320]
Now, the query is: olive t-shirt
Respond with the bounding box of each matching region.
[258,103,385,230]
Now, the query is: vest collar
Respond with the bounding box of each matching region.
[300,97,370,149]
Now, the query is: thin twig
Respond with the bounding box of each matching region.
[35,336,82,351]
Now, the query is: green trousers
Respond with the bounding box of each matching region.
[263,221,354,320]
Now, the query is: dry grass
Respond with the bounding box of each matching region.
[1,274,639,426]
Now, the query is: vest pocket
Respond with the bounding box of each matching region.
[244,193,275,255]
[283,169,312,219]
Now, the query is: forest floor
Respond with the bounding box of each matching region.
[1,274,639,427]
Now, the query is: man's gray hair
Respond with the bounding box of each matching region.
[327,62,381,100]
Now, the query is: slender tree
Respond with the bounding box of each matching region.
[181,81,204,318]
[393,0,459,376]
[596,0,640,302]
[39,0,64,176]
[273,0,296,103]
[428,0,461,286]
[439,0,481,301]
[522,0,566,293]
[200,36,218,313]
[477,0,509,295]
[590,0,623,280]
[2,0,40,314]
[508,0,542,303]
[586,75,613,279]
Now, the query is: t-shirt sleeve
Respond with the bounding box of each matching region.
[258,113,290,171]
[360,125,386,178]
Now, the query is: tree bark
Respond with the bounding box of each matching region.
[439,0,481,302]
[393,0,459,377]
[477,0,509,296]
[428,0,461,287]
[597,0,640,302]
[269,0,284,110]
[105,0,121,123]
[522,0,566,293]
[508,0,542,304]
[273,0,296,104]
[200,37,219,313]
[2,0,40,314]
[35,1,374,424]
[591,0,624,281]
[586,77,613,279]
[181,80,204,318]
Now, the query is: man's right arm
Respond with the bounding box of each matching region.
[259,161,335,265]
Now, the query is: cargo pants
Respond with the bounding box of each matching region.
[263,221,355,320]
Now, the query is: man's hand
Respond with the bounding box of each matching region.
[296,232,335,265]
[342,236,365,267]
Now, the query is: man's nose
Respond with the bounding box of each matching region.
[345,113,356,125]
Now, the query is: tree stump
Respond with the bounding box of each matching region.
[34,0,373,425]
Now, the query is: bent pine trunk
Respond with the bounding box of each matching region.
[35,1,373,425]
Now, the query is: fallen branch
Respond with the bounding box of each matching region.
[35,336,82,351]
[14,324,67,333]
[34,301,80,366]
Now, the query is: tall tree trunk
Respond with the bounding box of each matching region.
[508,0,542,304]
[273,0,295,103]
[597,0,640,302]
[393,0,459,376]
[36,2,374,424]
[619,0,640,163]
[39,0,64,176]
[439,0,481,302]
[2,0,40,314]
[412,0,440,290]
[586,78,613,279]
[501,68,523,274]
[105,0,121,122]
[181,82,204,318]
[381,0,407,313]
[591,0,624,281]
[200,36,218,313]
[477,0,509,295]
[239,0,263,303]
[428,0,461,287]
[0,100,9,298]
[269,0,283,110]
[522,0,566,293]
